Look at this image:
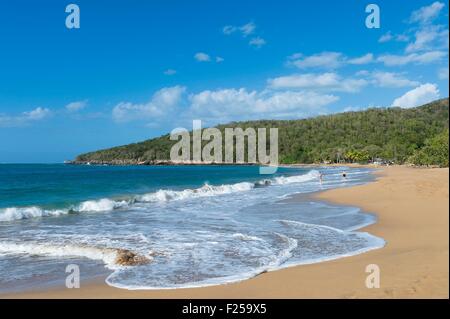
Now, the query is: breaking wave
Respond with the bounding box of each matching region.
[273,169,320,185]
[0,207,68,222]
[0,199,130,222]
[0,170,321,222]
[77,198,129,212]
[138,182,254,202]
[0,241,151,268]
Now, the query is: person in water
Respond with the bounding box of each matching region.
[319,173,323,184]
[342,172,347,179]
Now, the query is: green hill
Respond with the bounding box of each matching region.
[75,98,449,166]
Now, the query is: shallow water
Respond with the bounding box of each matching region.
[0,164,384,292]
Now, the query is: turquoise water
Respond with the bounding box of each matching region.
[0,164,384,292]
[0,164,281,209]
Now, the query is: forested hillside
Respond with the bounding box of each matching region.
[75,98,449,166]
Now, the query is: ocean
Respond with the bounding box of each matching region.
[0,164,384,292]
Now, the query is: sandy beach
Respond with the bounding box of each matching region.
[2,165,448,299]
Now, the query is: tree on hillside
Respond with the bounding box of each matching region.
[408,129,449,167]
[75,98,449,166]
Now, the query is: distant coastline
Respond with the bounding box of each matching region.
[65,159,261,166]
[72,98,449,168]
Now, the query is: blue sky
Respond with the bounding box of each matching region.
[0,0,448,162]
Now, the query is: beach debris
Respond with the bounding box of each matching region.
[115,249,150,266]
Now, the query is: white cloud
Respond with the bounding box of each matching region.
[377,50,446,66]
[65,100,87,112]
[378,31,410,43]
[348,53,374,65]
[164,69,177,75]
[409,1,445,25]
[406,28,436,52]
[240,22,256,36]
[392,83,440,108]
[0,107,51,127]
[355,70,370,76]
[110,84,340,124]
[288,52,374,69]
[194,54,224,63]
[288,53,303,60]
[342,106,363,112]
[379,32,394,43]
[396,34,410,42]
[189,88,338,122]
[223,22,256,37]
[406,25,449,52]
[267,73,367,92]
[343,104,382,112]
[23,107,51,120]
[112,86,186,122]
[268,71,418,92]
[249,37,266,48]
[223,25,237,35]
[289,52,344,69]
[438,66,449,80]
[371,71,420,88]
[223,22,265,51]
[194,52,211,62]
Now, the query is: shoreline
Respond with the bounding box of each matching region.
[2,165,448,298]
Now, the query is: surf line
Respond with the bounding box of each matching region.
[182,303,216,317]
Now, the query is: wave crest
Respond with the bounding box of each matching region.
[77,198,129,212]
[0,207,68,222]
[273,169,320,185]
[138,182,254,203]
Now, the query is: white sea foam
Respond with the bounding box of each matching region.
[138,169,321,203]
[138,182,255,202]
[107,232,300,290]
[272,169,320,185]
[268,233,299,267]
[232,233,263,241]
[0,198,128,222]
[77,198,129,212]
[274,219,386,269]
[0,206,68,222]
[0,241,119,269]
